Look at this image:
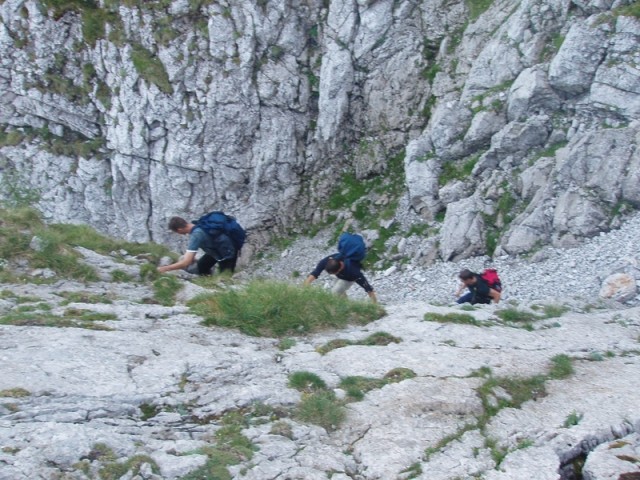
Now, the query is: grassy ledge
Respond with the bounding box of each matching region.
[188,280,386,337]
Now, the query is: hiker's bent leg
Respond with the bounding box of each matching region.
[456,292,473,304]
[218,256,237,274]
[333,279,354,296]
[197,254,217,275]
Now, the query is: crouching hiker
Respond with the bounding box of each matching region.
[304,256,377,303]
[456,268,501,305]
[158,216,238,275]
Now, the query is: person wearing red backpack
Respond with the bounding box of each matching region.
[455,268,501,305]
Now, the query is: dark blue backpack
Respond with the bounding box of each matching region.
[336,232,366,262]
[194,211,246,252]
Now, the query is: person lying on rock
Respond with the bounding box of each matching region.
[157,216,237,275]
[455,268,501,305]
[304,257,378,303]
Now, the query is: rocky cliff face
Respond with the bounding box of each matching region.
[0,0,639,259]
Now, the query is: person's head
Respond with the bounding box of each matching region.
[168,216,190,234]
[459,268,477,286]
[325,257,344,275]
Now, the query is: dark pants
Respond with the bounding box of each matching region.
[196,254,237,275]
[457,292,491,305]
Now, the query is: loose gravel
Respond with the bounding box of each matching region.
[244,211,640,309]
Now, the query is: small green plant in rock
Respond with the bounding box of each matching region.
[130,42,173,94]
[0,129,24,147]
[295,390,345,431]
[139,263,160,281]
[58,291,113,305]
[494,307,539,323]
[0,388,30,398]
[189,280,385,337]
[87,442,117,463]
[191,271,234,289]
[485,437,509,467]
[317,331,401,354]
[316,338,352,354]
[399,462,423,479]
[438,155,479,186]
[98,454,160,480]
[182,411,257,480]
[339,376,387,400]
[277,338,296,351]
[338,368,415,401]
[0,172,41,208]
[477,374,547,417]
[533,141,568,161]
[14,303,52,313]
[111,269,133,282]
[468,366,492,378]
[548,354,573,379]
[424,311,483,326]
[542,304,569,318]
[288,371,327,393]
[563,410,583,427]
[269,420,293,439]
[466,0,493,20]
[47,222,176,263]
[425,423,477,459]
[153,275,182,306]
[384,367,417,382]
[139,403,160,420]
[0,309,115,330]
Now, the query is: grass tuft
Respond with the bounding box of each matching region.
[563,410,583,427]
[295,390,345,431]
[188,280,385,337]
[424,311,483,326]
[152,276,182,306]
[317,331,401,354]
[494,308,538,323]
[340,367,416,401]
[548,354,574,379]
[288,371,327,392]
[0,388,31,398]
[130,42,173,94]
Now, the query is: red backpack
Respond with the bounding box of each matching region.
[481,268,502,292]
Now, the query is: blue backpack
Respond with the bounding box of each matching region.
[336,232,366,262]
[194,211,246,252]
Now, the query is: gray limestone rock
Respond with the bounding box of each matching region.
[549,22,608,95]
[599,273,637,302]
[439,196,487,261]
[582,433,640,480]
[508,66,561,121]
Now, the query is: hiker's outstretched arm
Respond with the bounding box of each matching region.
[304,275,316,285]
[489,288,501,304]
[368,291,378,303]
[158,251,196,273]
